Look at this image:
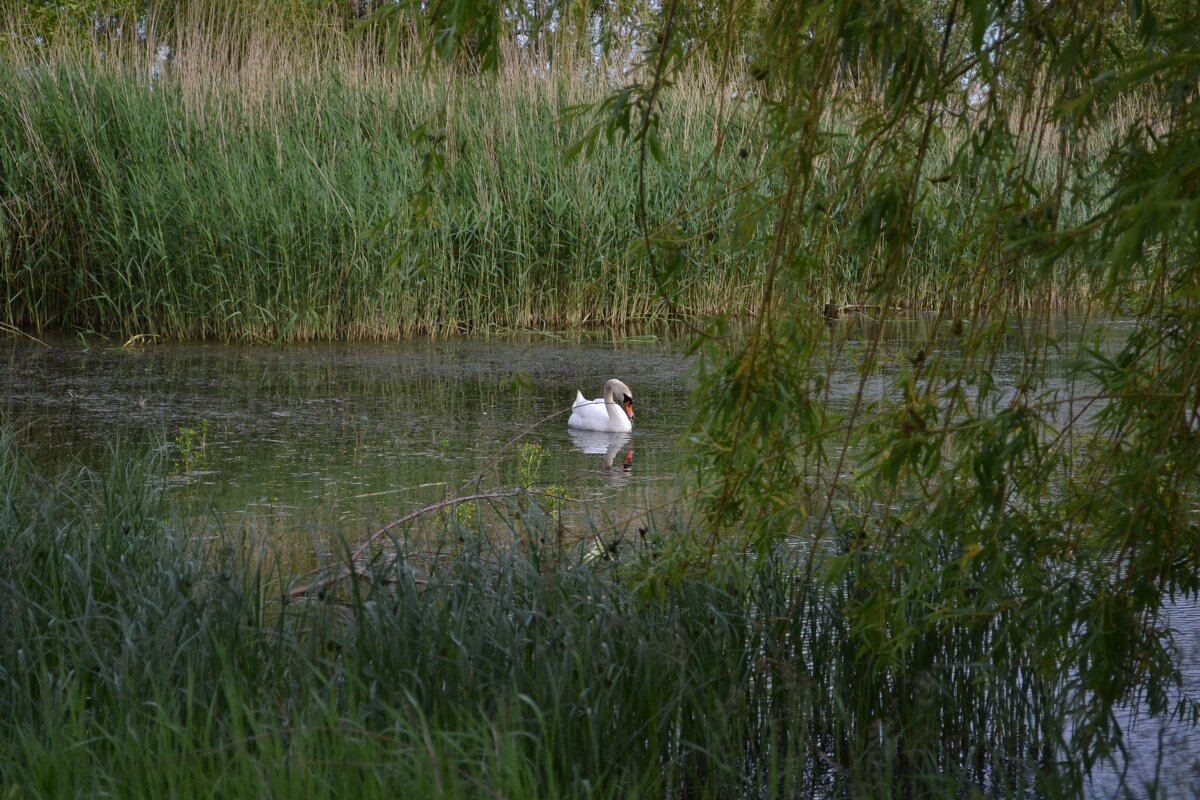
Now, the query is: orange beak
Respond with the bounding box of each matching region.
[623,398,635,419]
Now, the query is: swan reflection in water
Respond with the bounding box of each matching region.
[568,429,634,472]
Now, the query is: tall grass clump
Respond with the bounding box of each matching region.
[0,4,1119,342]
[0,10,766,341]
[3,425,1188,797]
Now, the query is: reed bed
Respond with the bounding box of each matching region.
[0,14,1103,342]
[0,17,765,341]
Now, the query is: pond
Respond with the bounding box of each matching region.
[0,319,1195,794]
[0,334,696,552]
[0,316,1084,544]
[0,314,1128,521]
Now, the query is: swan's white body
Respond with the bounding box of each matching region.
[567,379,634,432]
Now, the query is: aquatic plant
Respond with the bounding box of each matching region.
[516,441,567,520]
[6,430,1185,798]
[172,418,208,475]
[0,11,764,341]
[0,4,1105,342]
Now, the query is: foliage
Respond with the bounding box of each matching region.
[4,0,143,43]
[0,6,1110,340]
[0,18,766,339]
[390,0,1200,791]
[2,0,1199,794]
[642,0,1200,790]
[6,431,1183,798]
[172,418,208,474]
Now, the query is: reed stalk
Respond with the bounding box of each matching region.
[0,12,1098,341]
[1,429,1131,798]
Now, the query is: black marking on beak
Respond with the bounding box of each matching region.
[623,397,635,418]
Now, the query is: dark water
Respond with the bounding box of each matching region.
[1100,609,1200,798]
[1,322,1195,794]
[0,336,693,543]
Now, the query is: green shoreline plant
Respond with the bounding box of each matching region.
[0,17,767,341]
[4,429,1187,799]
[0,6,1110,342]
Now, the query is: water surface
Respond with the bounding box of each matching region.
[1,336,693,543]
[1,321,1195,793]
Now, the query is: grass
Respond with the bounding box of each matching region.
[0,17,766,341]
[0,12,1114,343]
[3,424,1177,799]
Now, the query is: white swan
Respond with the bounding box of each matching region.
[567,378,634,432]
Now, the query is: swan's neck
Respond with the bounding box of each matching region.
[603,389,621,421]
[603,389,630,429]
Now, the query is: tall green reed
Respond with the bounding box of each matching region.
[0,9,1101,342]
[1,428,1114,797]
[0,19,764,341]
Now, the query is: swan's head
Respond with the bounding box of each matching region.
[605,378,634,420]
